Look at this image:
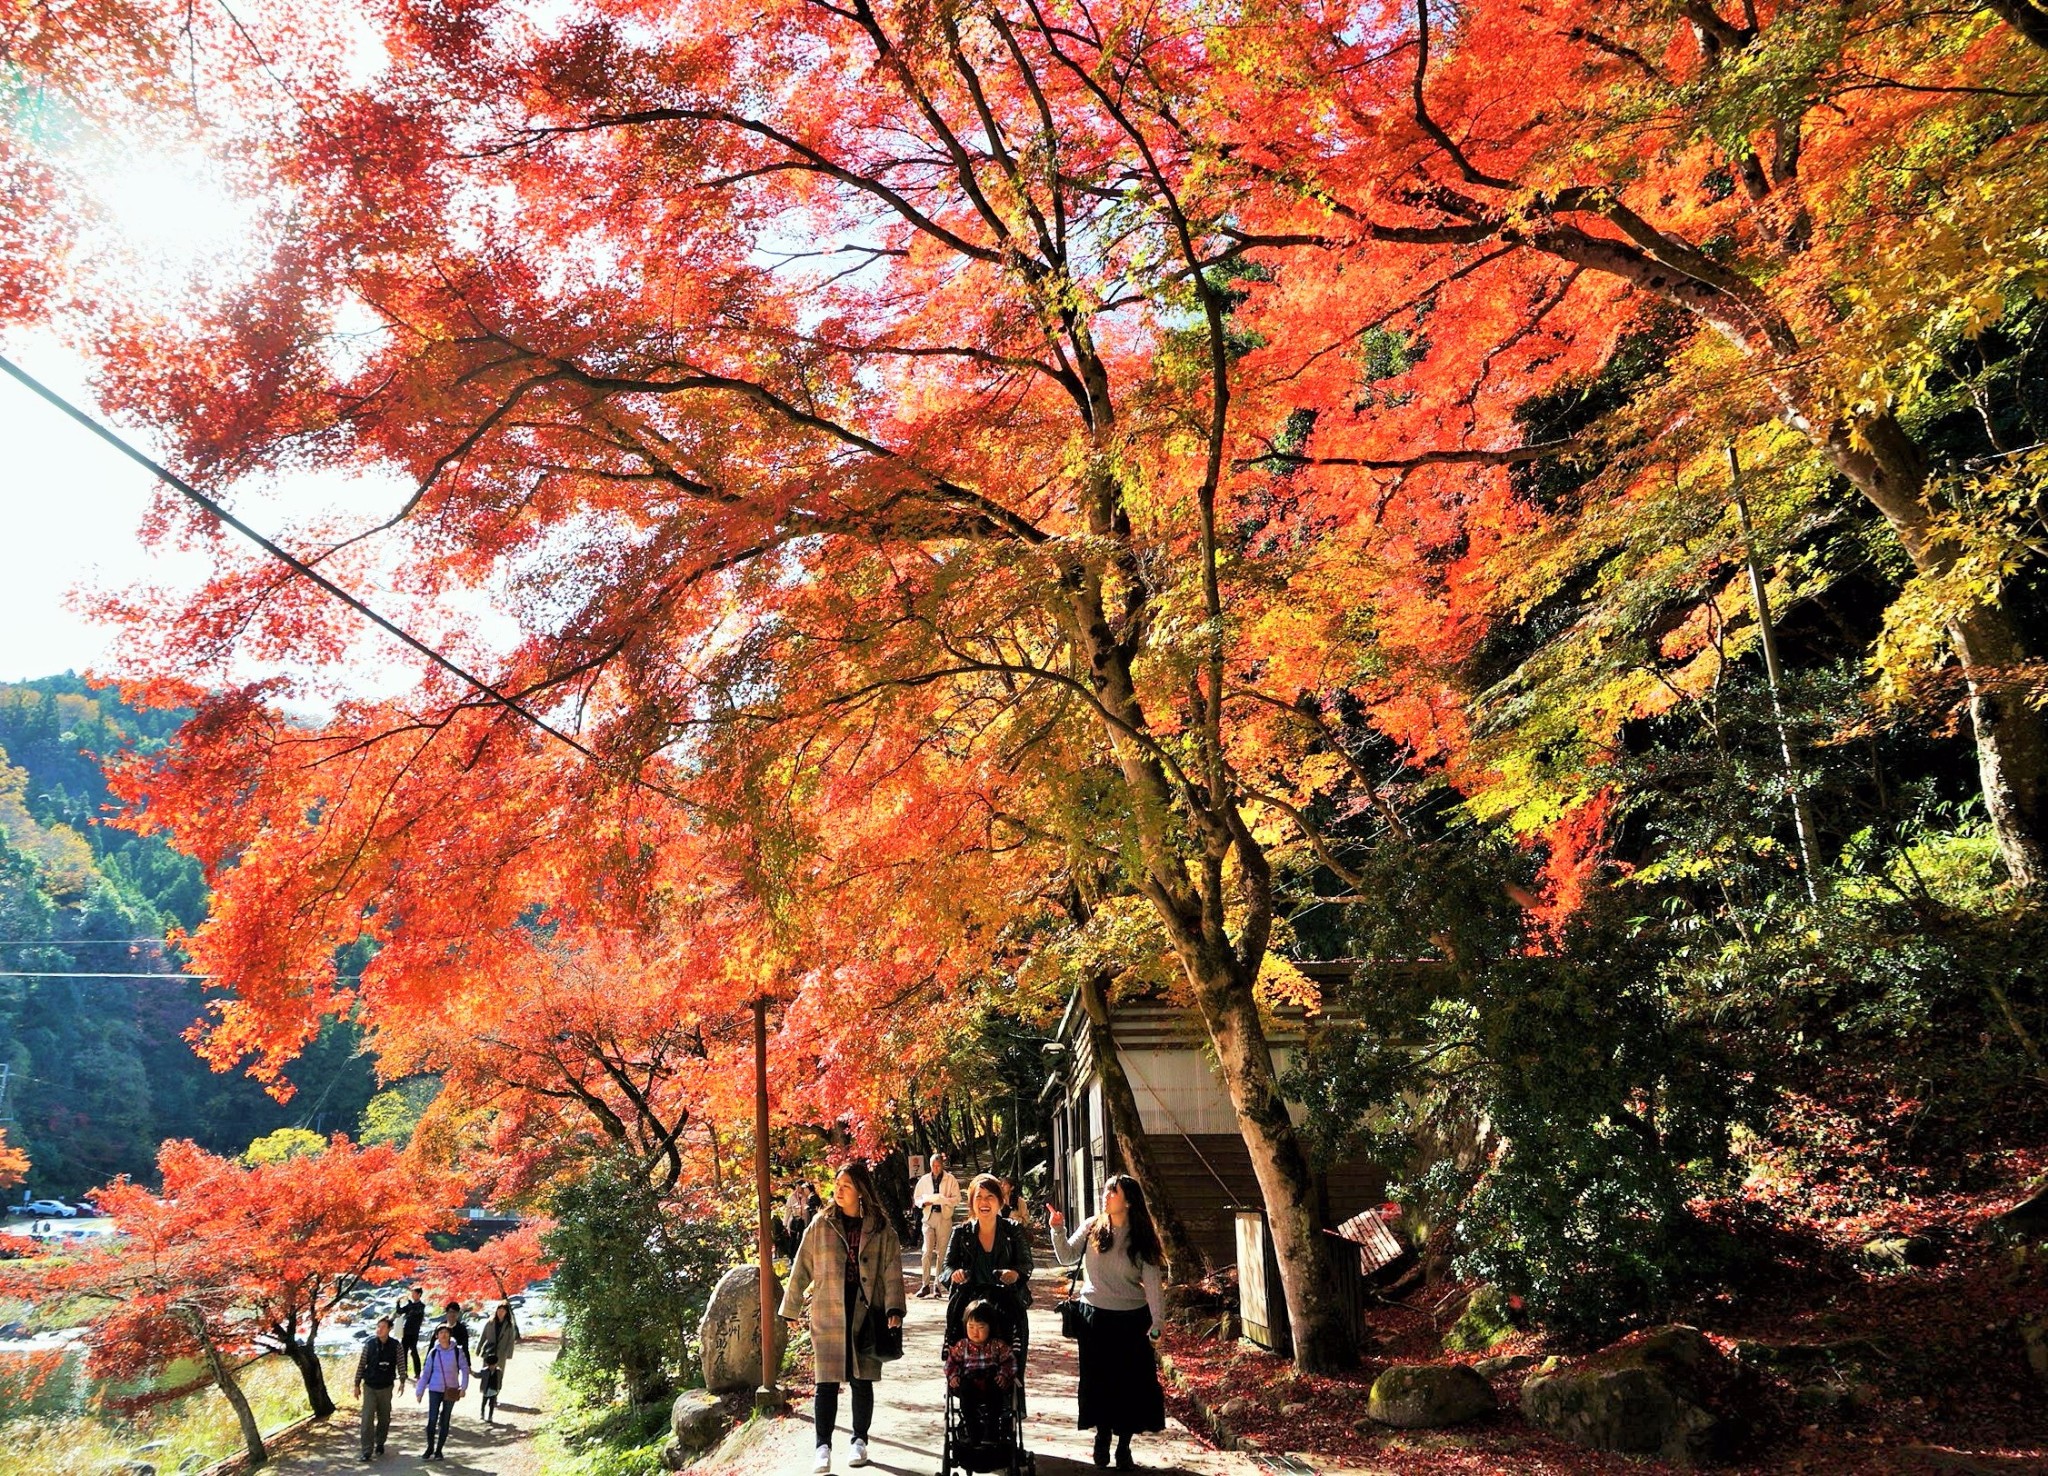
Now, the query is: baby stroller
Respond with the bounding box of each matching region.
[939,1288,1033,1476]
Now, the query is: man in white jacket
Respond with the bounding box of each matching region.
[911,1153,961,1297]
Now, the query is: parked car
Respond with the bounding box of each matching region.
[23,1199,79,1218]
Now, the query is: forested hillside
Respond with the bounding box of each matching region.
[0,677,374,1199]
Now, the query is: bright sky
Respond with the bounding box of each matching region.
[2,28,521,701]
[0,335,207,683]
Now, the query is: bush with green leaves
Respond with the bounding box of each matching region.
[542,1152,745,1404]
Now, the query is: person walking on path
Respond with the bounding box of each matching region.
[942,1173,1033,1373]
[1049,1174,1166,1470]
[413,1325,471,1460]
[912,1153,961,1297]
[781,1160,907,1476]
[476,1301,519,1423]
[437,1300,471,1356]
[784,1181,812,1253]
[353,1315,402,1460]
[395,1286,429,1379]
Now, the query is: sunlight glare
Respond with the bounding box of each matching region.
[90,149,259,275]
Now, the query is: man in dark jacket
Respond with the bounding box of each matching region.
[355,1315,403,1459]
[440,1300,471,1355]
[396,1287,429,1377]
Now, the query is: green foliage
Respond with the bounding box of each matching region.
[242,1127,327,1165]
[1283,632,2048,1343]
[534,1374,676,1476]
[1441,1284,1516,1354]
[360,1077,441,1148]
[0,676,375,1197]
[542,1150,744,1404]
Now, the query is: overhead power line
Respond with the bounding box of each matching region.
[0,353,675,801]
[0,938,176,946]
[0,971,219,979]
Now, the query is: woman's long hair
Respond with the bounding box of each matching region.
[834,1159,881,1223]
[1091,1173,1165,1267]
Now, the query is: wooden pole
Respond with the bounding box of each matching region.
[753,995,780,1409]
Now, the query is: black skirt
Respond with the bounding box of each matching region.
[1073,1304,1164,1435]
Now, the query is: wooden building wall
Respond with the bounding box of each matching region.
[1043,970,1388,1272]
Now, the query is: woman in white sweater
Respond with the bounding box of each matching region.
[1049,1175,1166,1469]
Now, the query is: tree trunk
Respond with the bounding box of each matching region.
[1181,943,1352,1371]
[1066,565,1349,1370]
[1987,0,2048,53]
[1826,411,2048,890]
[1531,223,2048,887]
[192,1318,267,1467]
[1077,974,1210,1281]
[285,1334,336,1419]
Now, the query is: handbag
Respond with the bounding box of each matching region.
[861,1303,905,1362]
[1055,1296,1086,1339]
[1054,1277,1086,1339]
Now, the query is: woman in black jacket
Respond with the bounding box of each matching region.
[942,1174,1033,1372]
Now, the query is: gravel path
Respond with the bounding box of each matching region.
[696,1258,1286,1476]
[264,1341,557,1476]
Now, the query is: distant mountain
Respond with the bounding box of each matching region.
[0,675,376,1199]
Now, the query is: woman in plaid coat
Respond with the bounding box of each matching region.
[781,1160,906,1474]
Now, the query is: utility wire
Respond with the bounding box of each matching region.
[0,353,676,801]
[0,971,220,979]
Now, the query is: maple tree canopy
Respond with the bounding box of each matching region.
[9,0,2047,1371]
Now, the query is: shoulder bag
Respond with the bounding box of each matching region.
[860,1303,905,1361]
[1052,1276,1086,1339]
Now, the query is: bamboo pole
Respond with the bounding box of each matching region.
[1730,444,1822,900]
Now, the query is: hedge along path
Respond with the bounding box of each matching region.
[259,1341,556,1476]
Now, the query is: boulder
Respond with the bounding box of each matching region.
[1992,1185,2048,1243]
[2022,1319,2048,1386]
[1217,1396,1256,1420]
[1368,1364,1497,1429]
[1521,1326,1751,1467]
[697,1264,788,1396]
[1278,1401,1311,1418]
[670,1389,731,1458]
[1442,1285,1515,1353]
[1474,1352,1536,1379]
[1860,1235,1938,1270]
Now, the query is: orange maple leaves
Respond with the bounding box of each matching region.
[14,0,2039,1188]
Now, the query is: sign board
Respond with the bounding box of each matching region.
[1234,1210,1292,1355]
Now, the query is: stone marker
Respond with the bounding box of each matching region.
[1367,1364,1497,1428]
[697,1264,788,1396]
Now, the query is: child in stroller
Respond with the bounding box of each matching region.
[943,1299,1024,1474]
[939,1173,1035,1474]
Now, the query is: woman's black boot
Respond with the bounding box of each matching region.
[1092,1429,1111,1467]
[1115,1434,1135,1469]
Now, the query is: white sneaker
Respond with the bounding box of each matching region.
[849,1438,869,1467]
[814,1446,832,1474]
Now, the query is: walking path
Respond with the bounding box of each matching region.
[262,1342,556,1476]
[701,1260,1287,1476]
